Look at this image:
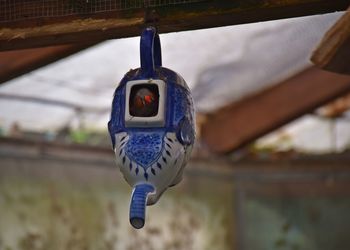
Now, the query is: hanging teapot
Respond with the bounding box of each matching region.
[108,27,195,229]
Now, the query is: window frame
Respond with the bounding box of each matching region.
[124,79,166,128]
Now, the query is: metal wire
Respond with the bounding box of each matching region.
[0,0,203,23]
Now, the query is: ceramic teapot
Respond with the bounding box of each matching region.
[108,27,195,229]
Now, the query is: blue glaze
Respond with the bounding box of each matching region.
[108,71,195,145]
[108,91,123,148]
[129,184,155,229]
[108,26,195,229]
[108,27,194,169]
[140,27,162,77]
[176,117,195,145]
[173,87,187,124]
[125,133,163,168]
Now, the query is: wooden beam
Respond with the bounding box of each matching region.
[0,0,349,51]
[0,43,96,83]
[200,67,350,154]
[311,8,350,75]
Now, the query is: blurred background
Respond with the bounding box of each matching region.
[1,1,350,249]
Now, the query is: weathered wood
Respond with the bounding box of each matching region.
[201,67,350,154]
[311,9,350,75]
[0,44,96,83]
[317,93,350,118]
[0,0,349,51]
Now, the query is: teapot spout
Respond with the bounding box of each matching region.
[129,184,155,229]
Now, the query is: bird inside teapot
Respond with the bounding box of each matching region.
[108,27,195,229]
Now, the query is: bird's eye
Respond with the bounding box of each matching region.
[129,84,159,117]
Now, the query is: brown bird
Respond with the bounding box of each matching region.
[130,87,158,117]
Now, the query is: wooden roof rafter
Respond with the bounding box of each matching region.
[200,67,350,154]
[0,43,97,84]
[312,8,350,75]
[0,0,349,51]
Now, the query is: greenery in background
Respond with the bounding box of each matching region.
[0,125,111,147]
[69,130,90,144]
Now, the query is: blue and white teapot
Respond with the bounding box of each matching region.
[108,27,195,229]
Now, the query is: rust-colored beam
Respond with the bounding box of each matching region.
[311,8,350,75]
[0,0,349,51]
[0,43,96,84]
[201,67,350,154]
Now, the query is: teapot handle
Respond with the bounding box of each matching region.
[140,27,162,77]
